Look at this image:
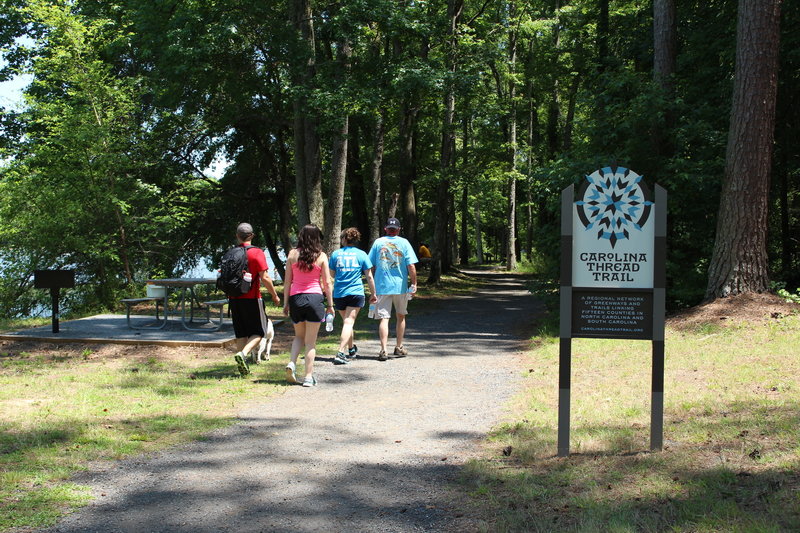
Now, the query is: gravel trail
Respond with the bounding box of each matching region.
[43,271,541,533]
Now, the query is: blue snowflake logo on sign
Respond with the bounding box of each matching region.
[575,166,653,248]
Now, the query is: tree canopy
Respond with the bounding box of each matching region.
[1,0,797,317]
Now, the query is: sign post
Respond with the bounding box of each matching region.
[559,167,666,457]
[33,270,75,334]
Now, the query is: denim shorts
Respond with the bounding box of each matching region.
[333,294,365,310]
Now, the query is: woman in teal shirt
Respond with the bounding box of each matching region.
[328,228,377,365]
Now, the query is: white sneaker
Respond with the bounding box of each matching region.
[285,361,298,384]
[302,375,317,387]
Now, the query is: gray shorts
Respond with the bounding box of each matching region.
[373,293,410,319]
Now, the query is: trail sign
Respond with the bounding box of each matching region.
[559,167,666,456]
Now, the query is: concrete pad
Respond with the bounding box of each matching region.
[0,314,237,347]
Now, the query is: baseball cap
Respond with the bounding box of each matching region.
[236,222,254,238]
[385,217,401,229]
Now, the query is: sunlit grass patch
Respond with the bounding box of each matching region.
[0,317,51,334]
[0,346,288,531]
[463,314,800,531]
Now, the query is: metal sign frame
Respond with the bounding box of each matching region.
[33,270,75,334]
[559,170,666,457]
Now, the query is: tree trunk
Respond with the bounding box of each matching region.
[323,40,352,253]
[450,192,458,265]
[304,120,323,229]
[598,0,610,69]
[428,180,450,284]
[276,127,293,274]
[706,0,782,299]
[653,0,677,158]
[323,115,348,254]
[460,184,469,266]
[292,111,309,227]
[475,199,484,264]
[347,120,370,249]
[262,230,283,281]
[388,193,399,218]
[562,74,580,152]
[546,1,561,159]
[428,0,463,284]
[505,0,518,271]
[291,0,321,229]
[653,0,677,92]
[459,114,471,265]
[526,95,535,262]
[368,112,385,246]
[398,100,419,246]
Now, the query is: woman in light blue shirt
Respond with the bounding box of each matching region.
[328,228,377,364]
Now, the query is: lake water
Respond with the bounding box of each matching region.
[4,250,284,319]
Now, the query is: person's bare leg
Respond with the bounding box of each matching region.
[395,313,407,349]
[338,307,359,353]
[290,322,306,365]
[242,335,261,357]
[303,322,322,381]
[378,318,390,353]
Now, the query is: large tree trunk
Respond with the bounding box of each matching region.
[475,199,484,264]
[505,0,518,271]
[398,101,419,246]
[449,192,458,265]
[304,129,323,229]
[292,111,310,228]
[525,91,536,262]
[562,74,580,152]
[347,121,370,249]
[368,112,385,246]
[323,115,348,254]
[291,0,321,229]
[276,127,293,277]
[706,0,782,299]
[428,0,462,284]
[653,0,677,92]
[653,0,677,158]
[459,114,470,265]
[323,40,352,253]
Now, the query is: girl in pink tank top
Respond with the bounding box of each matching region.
[289,262,323,295]
[282,224,334,388]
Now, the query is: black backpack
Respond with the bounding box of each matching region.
[216,245,257,297]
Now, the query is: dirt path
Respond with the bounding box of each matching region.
[44,271,542,533]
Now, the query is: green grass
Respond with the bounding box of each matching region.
[0,346,290,531]
[0,316,51,334]
[0,277,448,529]
[461,313,800,532]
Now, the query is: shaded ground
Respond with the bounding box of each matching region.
[31,270,543,533]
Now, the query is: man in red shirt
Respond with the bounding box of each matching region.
[230,223,281,376]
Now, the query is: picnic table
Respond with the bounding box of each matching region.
[122,278,225,331]
[149,278,225,331]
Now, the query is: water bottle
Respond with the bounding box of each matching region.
[325,312,334,332]
[368,303,376,318]
[407,284,416,300]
